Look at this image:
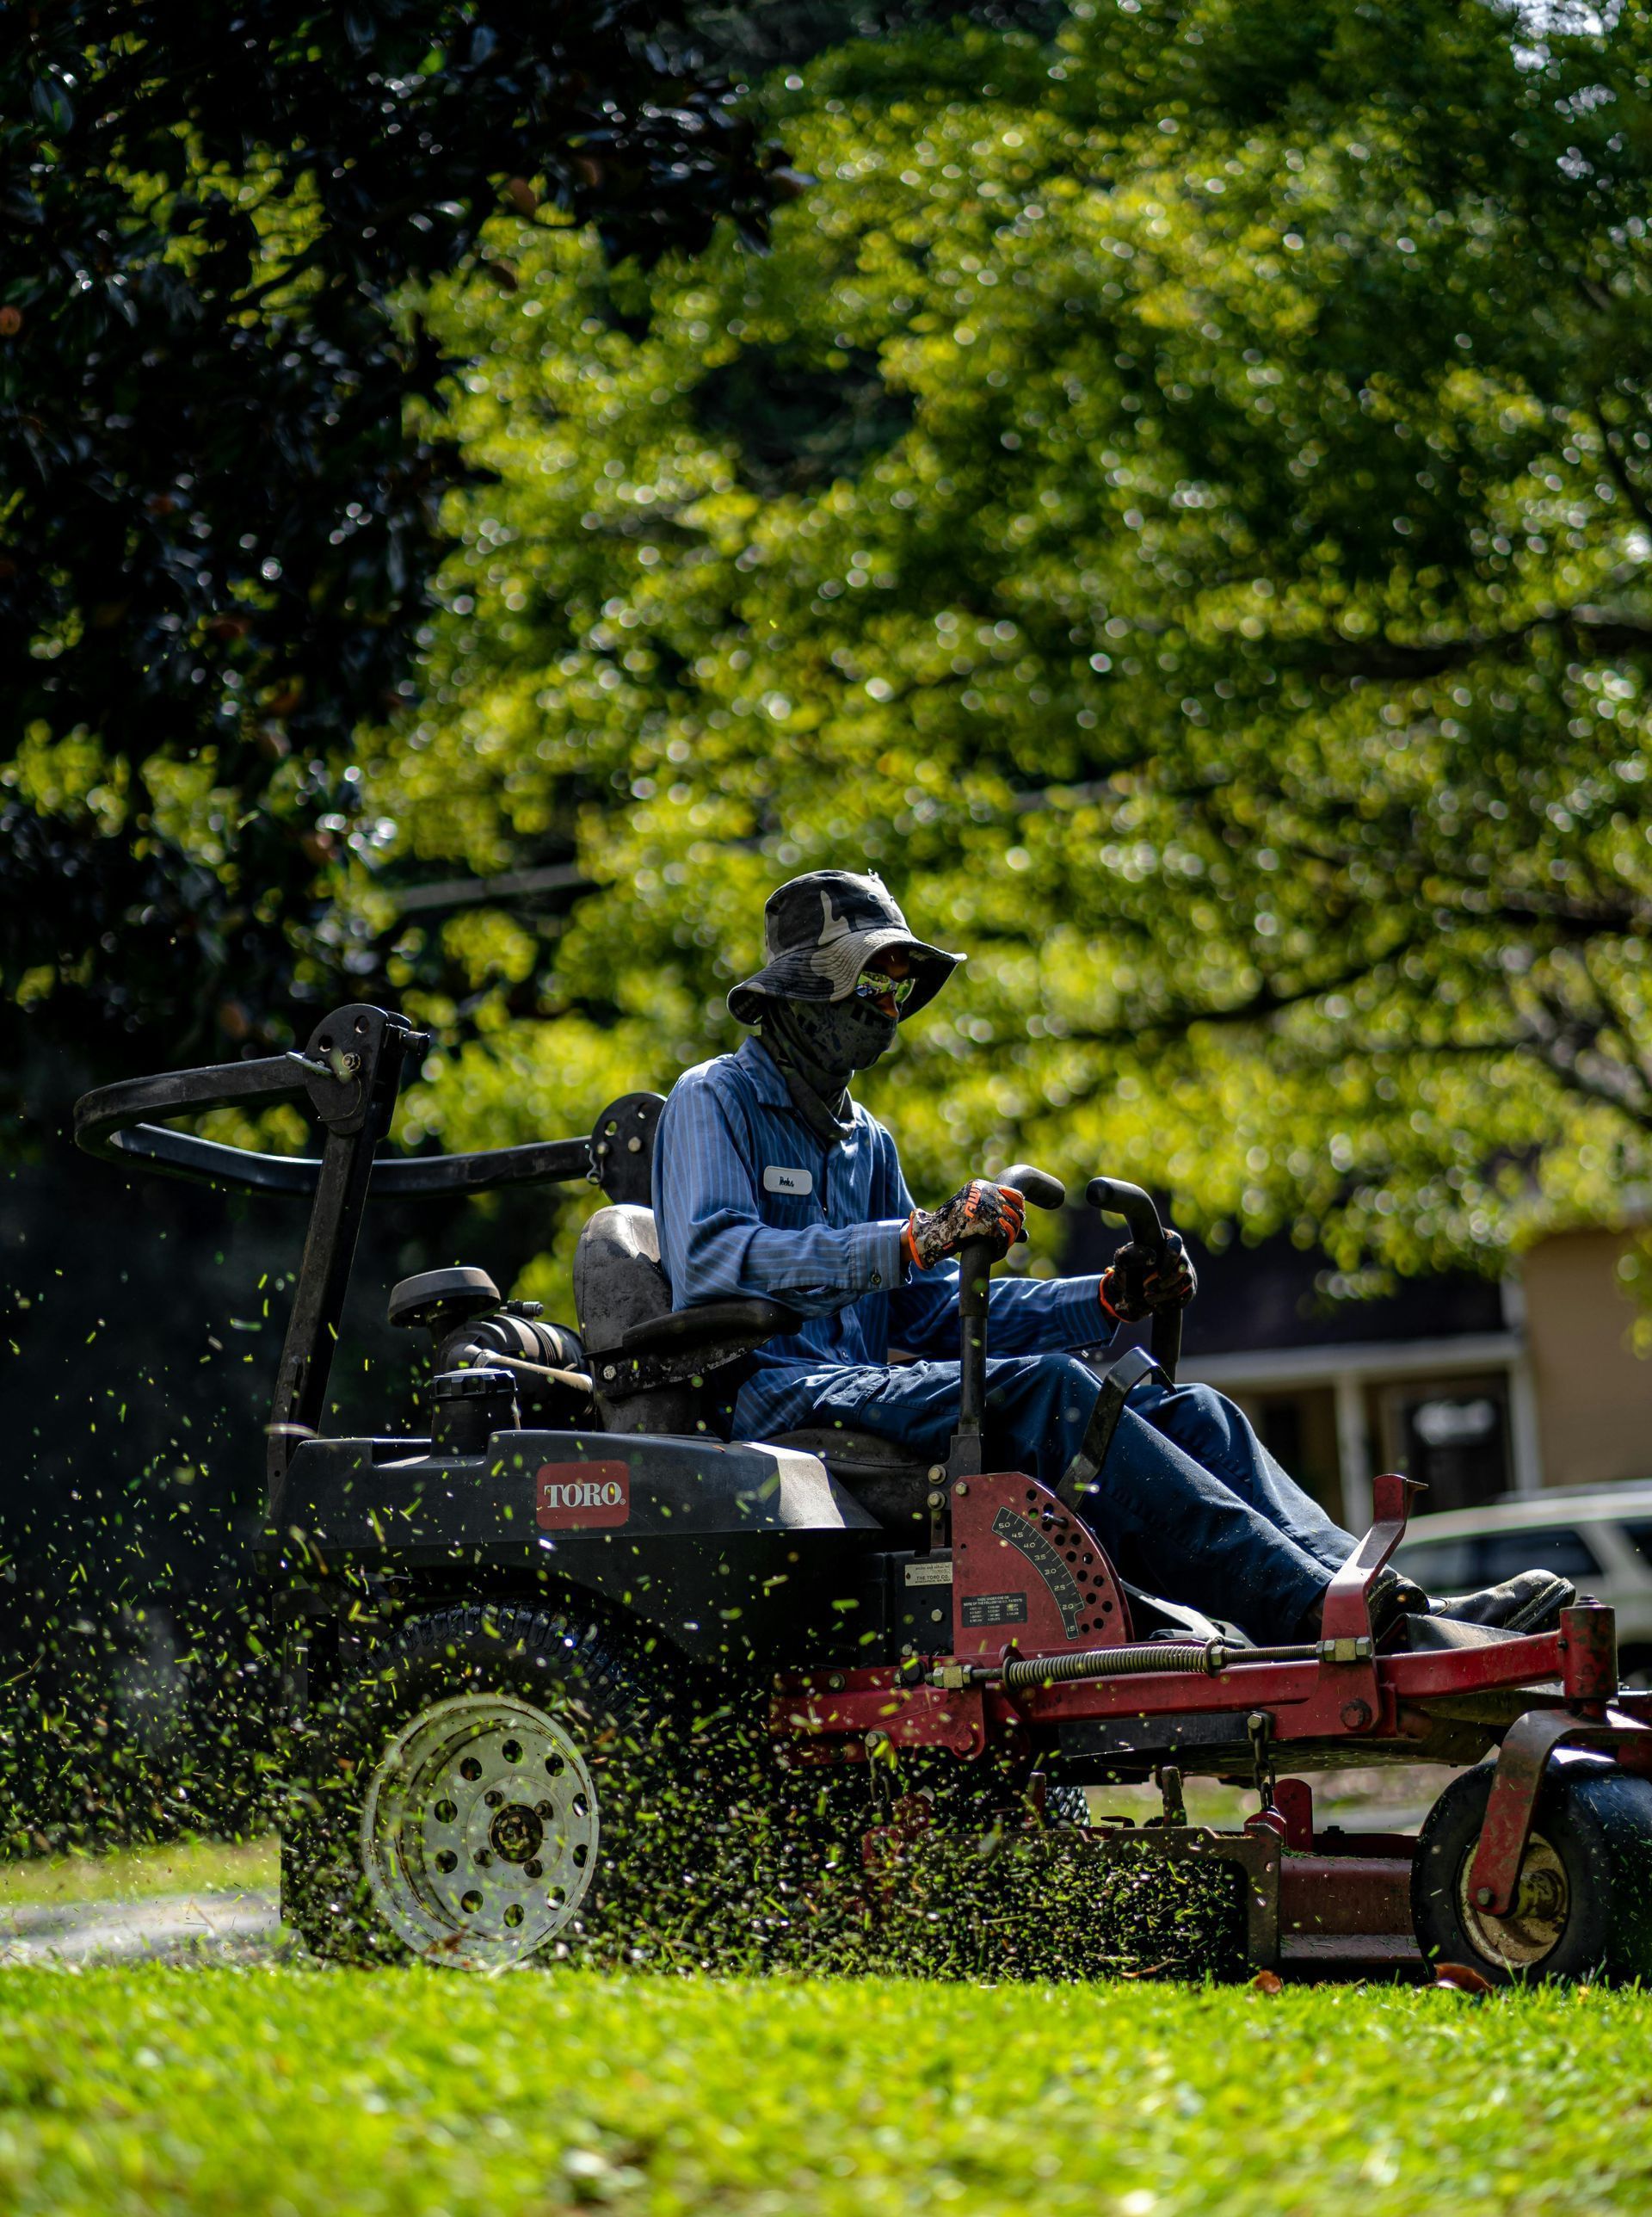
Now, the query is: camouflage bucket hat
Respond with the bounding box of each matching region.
[727,869,964,1027]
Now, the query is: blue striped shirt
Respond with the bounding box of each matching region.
[654,1035,1112,1438]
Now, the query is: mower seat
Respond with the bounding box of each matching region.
[571,1207,934,1522]
[574,1203,800,1435]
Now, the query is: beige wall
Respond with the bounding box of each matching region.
[1523,1230,1652,1488]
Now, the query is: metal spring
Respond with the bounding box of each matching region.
[999,1641,1219,1688]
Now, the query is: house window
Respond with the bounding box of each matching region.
[1381,1378,1511,1513]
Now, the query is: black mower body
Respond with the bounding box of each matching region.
[266,1424,959,1675]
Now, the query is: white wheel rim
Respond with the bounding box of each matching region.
[1458,1828,1569,1970]
[361,1692,599,1969]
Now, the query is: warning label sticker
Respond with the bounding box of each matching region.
[959,1590,1029,1629]
[903,1559,955,1588]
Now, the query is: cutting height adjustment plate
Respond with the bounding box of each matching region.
[950,1475,1131,1659]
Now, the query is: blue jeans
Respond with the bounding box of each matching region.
[774,1353,1357,1643]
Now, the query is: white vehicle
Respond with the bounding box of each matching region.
[1393,1485,1652,1681]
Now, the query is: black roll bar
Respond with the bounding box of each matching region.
[72,1002,608,1523]
[76,1055,593,1200]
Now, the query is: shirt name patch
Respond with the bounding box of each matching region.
[763,1165,814,1197]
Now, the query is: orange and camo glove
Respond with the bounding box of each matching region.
[1100,1232,1197,1322]
[903,1180,1026,1270]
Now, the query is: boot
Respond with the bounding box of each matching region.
[1429,1569,1575,1635]
[1367,1564,1429,1641]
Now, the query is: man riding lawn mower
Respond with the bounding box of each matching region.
[73,871,1652,1982]
[657,869,1573,1653]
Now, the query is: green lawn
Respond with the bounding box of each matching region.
[0,1968,1641,2216]
[0,1837,277,1912]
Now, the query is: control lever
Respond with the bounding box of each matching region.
[1086,1175,1183,1383]
[946,1162,1068,1526]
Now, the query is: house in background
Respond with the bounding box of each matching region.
[1063,1217,1652,1534]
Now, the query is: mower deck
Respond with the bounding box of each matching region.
[869,1786,1429,1981]
[271,1430,1652,1979]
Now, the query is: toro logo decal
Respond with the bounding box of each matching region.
[536,1461,631,1530]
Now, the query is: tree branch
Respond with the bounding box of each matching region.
[1588,392,1652,539]
[1040,953,1411,1057]
[1580,942,1652,1103]
[1506,976,1652,1125]
[1310,605,1652,683]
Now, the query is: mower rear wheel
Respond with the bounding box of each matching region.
[282,1603,717,1971]
[1412,1757,1652,1985]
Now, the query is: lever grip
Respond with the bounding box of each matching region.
[1086,1176,1165,1251]
[952,1168,1054,1446]
[1088,1176,1183,1383]
[1001,1163,1065,1212]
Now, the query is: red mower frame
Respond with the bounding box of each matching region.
[772,1467,1652,1978]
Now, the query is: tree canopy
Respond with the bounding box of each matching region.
[9,0,1652,1302]
[0,0,788,1109]
[342,0,1652,1298]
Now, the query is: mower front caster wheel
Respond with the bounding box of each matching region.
[1413,1757,1652,1985]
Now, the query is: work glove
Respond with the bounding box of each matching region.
[903,1180,1026,1270]
[1100,1232,1196,1323]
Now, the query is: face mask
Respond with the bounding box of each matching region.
[760,995,898,1146]
[820,994,900,1073]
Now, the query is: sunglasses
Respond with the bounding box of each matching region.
[855,968,915,1008]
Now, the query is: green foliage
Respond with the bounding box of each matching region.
[0,2,784,1101]
[0,1968,1647,2213]
[367,0,1652,1291]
